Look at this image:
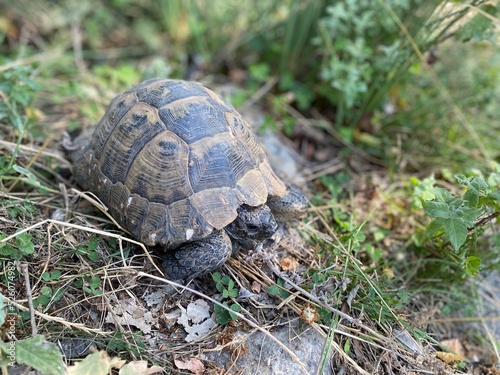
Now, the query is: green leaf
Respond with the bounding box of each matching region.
[249,63,270,83]
[215,282,224,293]
[230,303,241,312]
[457,176,490,197]
[464,256,481,276]
[12,164,32,176]
[470,177,489,192]
[16,232,35,254]
[279,289,290,299]
[422,200,449,218]
[41,286,52,297]
[487,191,500,203]
[52,287,66,303]
[76,245,86,255]
[449,198,465,212]
[365,244,382,262]
[229,288,239,298]
[455,4,497,43]
[354,231,365,242]
[434,187,455,203]
[397,289,409,305]
[34,295,49,308]
[12,164,43,190]
[268,285,280,296]
[18,242,35,254]
[228,304,241,321]
[90,277,101,290]
[424,218,445,238]
[86,251,99,261]
[443,218,468,251]
[51,270,62,280]
[14,335,65,375]
[412,175,436,204]
[311,272,326,284]
[212,272,222,282]
[82,286,102,296]
[487,172,500,187]
[0,243,16,256]
[275,278,291,298]
[221,275,231,285]
[463,189,479,208]
[318,307,332,325]
[87,239,99,251]
[455,174,468,185]
[343,337,351,354]
[452,205,482,228]
[215,313,229,325]
[214,301,241,324]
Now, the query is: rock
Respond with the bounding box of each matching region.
[201,321,332,375]
[240,106,308,185]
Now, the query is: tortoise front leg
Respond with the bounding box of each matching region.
[161,230,232,281]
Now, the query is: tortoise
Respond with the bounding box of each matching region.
[65,78,308,280]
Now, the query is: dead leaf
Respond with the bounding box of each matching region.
[66,350,125,375]
[177,299,217,342]
[174,357,205,375]
[436,351,462,364]
[382,267,394,279]
[105,296,157,334]
[346,284,360,308]
[300,304,318,324]
[25,106,45,120]
[119,360,163,375]
[280,257,299,271]
[440,338,465,357]
[251,281,261,293]
[143,290,167,309]
[394,329,423,355]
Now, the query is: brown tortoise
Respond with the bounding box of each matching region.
[66,78,308,280]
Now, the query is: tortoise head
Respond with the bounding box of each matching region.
[226,204,278,241]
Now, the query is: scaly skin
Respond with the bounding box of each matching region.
[161,193,307,281]
[161,230,233,281]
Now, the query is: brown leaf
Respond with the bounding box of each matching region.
[436,351,462,364]
[280,257,299,271]
[174,357,205,375]
[66,351,126,375]
[119,360,163,375]
[440,338,465,357]
[251,281,261,294]
[382,267,394,279]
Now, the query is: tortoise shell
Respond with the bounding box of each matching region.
[72,79,287,247]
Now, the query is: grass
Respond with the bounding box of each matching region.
[1,1,499,374]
